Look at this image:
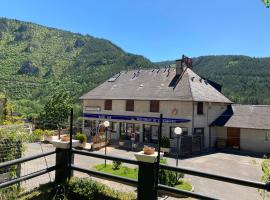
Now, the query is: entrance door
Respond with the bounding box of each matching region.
[227,127,240,148]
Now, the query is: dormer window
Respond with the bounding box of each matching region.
[197,102,204,115]
[126,100,134,112]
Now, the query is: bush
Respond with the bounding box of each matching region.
[159,158,184,187]
[75,133,87,143]
[112,161,122,170]
[67,177,136,200]
[160,136,170,148]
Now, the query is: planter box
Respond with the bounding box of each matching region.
[160,147,170,153]
[78,142,86,148]
[51,139,80,149]
[92,141,108,150]
[135,151,164,163]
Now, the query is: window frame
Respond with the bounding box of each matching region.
[197,102,204,115]
[150,100,160,113]
[266,131,270,141]
[126,100,134,112]
[104,99,112,110]
[194,128,204,135]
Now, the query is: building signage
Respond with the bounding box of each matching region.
[83,113,190,123]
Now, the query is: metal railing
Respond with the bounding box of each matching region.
[0,147,269,200]
[0,150,57,189]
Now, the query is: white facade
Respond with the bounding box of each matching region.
[82,99,228,149]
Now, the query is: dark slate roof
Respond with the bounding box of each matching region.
[80,68,232,103]
[211,104,270,130]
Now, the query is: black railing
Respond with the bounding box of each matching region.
[71,149,270,200]
[0,147,269,200]
[0,150,57,189]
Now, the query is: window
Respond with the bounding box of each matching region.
[170,127,188,139]
[150,100,160,112]
[110,122,117,132]
[126,100,134,111]
[104,100,112,110]
[197,102,204,115]
[194,128,204,135]
[266,131,270,141]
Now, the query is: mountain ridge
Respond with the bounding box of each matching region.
[1,17,270,117]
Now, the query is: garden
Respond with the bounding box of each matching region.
[93,158,193,191]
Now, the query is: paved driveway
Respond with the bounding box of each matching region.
[24,144,265,200]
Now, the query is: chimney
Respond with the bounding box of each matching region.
[175,59,183,75]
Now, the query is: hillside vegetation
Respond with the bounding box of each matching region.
[1,17,270,118]
[0,18,153,117]
[157,55,270,104]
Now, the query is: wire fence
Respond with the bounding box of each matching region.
[0,122,66,199]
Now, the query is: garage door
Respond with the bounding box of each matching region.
[227,127,240,148]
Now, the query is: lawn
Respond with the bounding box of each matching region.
[93,164,193,191]
[94,164,138,180]
[175,181,193,191]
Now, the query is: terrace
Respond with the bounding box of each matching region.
[0,114,269,200]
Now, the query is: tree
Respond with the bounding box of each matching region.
[40,88,72,132]
[262,0,270,7]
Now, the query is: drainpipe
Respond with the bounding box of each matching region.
[192,102,195,135]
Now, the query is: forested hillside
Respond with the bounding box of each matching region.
[157,56,270,104]
[1,17,270,118]
[0,18,153,117]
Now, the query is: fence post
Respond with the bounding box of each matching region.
[135,153,159,200]
[55,147,73,184]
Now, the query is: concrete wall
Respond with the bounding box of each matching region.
[240,128,270,153]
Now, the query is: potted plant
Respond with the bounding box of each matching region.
[75,133,87,148]
[119,134,126,146]
[160,136,170,153]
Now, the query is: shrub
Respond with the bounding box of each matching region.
[44,130,54,137]
[75,133,87,143]
[159,158,184,187]
[112,160,122,170]
[67,177,136,200]
[160,136,170,148]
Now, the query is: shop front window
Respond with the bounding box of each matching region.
[151,126,159,142]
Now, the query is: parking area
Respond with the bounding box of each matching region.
[24,143,265,200]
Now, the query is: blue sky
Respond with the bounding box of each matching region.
[0,0,269,61]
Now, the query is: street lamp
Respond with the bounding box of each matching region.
[174,127,182,168]
[103,121,110,167]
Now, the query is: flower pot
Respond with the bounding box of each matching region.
[143,146,155,155]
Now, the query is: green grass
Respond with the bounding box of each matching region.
[94,164,138,180]
[175,181,193,191]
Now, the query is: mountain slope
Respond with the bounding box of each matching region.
[157,55,270,104]
[0,17,153,102]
